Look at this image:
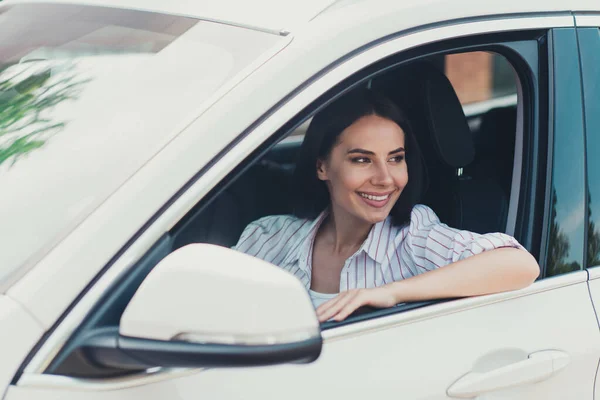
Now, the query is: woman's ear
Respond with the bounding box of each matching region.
[316,159,328,181]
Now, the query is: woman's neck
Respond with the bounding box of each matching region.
[321,207,373,256]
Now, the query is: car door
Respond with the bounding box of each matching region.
[574,14,600,399]
[5,13,600,400]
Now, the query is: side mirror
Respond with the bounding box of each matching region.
[86,244,321,369]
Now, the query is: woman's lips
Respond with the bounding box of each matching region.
[357,191,394,208]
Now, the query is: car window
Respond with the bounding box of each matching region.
[0,3,282,286]
[578,28,600,268]
[165,42,541,334]
[445,51,517,106]
[545,29,586,276]
[174,50,523,257]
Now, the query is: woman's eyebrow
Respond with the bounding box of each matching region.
[347,147,406,155]
[388,147,405,155]
[347,148,374,155]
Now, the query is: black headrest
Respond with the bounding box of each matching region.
[475,106,517,154]
[419,63,474,168]
[374,62,474,168]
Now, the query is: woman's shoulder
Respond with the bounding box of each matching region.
[244,214,309,234]
[233,214,312,255]
[408,204,441,229]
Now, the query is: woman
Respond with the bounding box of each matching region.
[234,89,539,322]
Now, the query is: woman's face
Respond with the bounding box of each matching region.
[317,114,408,225]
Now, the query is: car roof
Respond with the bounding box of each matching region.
[2,0,338,34]
[5,0,599,34]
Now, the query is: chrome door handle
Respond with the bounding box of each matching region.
[447,350,570,399]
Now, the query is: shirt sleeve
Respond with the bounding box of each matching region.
[405,204,525,273]
[232,215,303,263]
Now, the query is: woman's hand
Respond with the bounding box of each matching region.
[316,286,398,322]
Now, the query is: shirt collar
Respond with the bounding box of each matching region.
[359,216,391,264]
[281,210,391,269]
[281,210,328,269]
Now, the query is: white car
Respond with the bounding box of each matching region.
[1,0,600,398]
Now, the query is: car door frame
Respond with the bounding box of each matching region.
[575,14,600,278]
[13,13,581,392]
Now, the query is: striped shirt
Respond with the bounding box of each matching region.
[233,204,524,305]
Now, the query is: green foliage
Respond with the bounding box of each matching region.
[0,62,88,167]
[0,136,46,165]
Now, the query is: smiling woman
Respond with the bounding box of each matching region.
[233,89,540,321]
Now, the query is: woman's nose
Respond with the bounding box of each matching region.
[371,162,394,186]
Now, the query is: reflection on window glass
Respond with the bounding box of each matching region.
[0,2,282,286]
[0,3,197,166]
[579,28,600,267]
[546,29,585,276]
[445,52,517,105]
[0,61,89,166]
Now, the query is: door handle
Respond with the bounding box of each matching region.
[447,350,570,399]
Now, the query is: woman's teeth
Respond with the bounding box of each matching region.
[359,193,390,201]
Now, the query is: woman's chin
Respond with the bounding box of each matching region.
[361,208,392,224]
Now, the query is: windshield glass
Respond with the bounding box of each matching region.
[0,3,281,286]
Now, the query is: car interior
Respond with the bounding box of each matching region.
[171,53,518,251]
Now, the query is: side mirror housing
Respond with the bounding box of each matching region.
[84,244,321,369]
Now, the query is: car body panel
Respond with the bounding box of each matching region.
[0,295,44,400]
[7,275,600,399]
[3,0,600,33]
[2,0,337,34]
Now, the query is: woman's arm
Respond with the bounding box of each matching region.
[316,247,539,322]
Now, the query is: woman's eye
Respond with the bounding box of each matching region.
[351,157,370,164]
[389,155,405,163]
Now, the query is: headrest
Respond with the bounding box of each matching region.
[373,62,474,168]
[419,63,474,168]
[475,106,516,154]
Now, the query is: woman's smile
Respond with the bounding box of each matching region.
[357,190,396,208]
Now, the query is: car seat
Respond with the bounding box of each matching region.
[374,61,510,233]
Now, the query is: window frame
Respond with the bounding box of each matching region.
[17,15,572,389]
[574,20,600,277]
[539,28,587,278]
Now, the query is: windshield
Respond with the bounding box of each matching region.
[0,3,282,286]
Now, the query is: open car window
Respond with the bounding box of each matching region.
[171,49,524,325]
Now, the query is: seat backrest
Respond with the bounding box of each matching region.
[467,105,517,197]
[374,62,509,233]
[173,160,294,249]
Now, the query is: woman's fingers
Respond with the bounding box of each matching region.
[316,291,348,318]
[317,290,363,322]
[316,286,399,322]
[316,292,348,321]
[331,295,366,321]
